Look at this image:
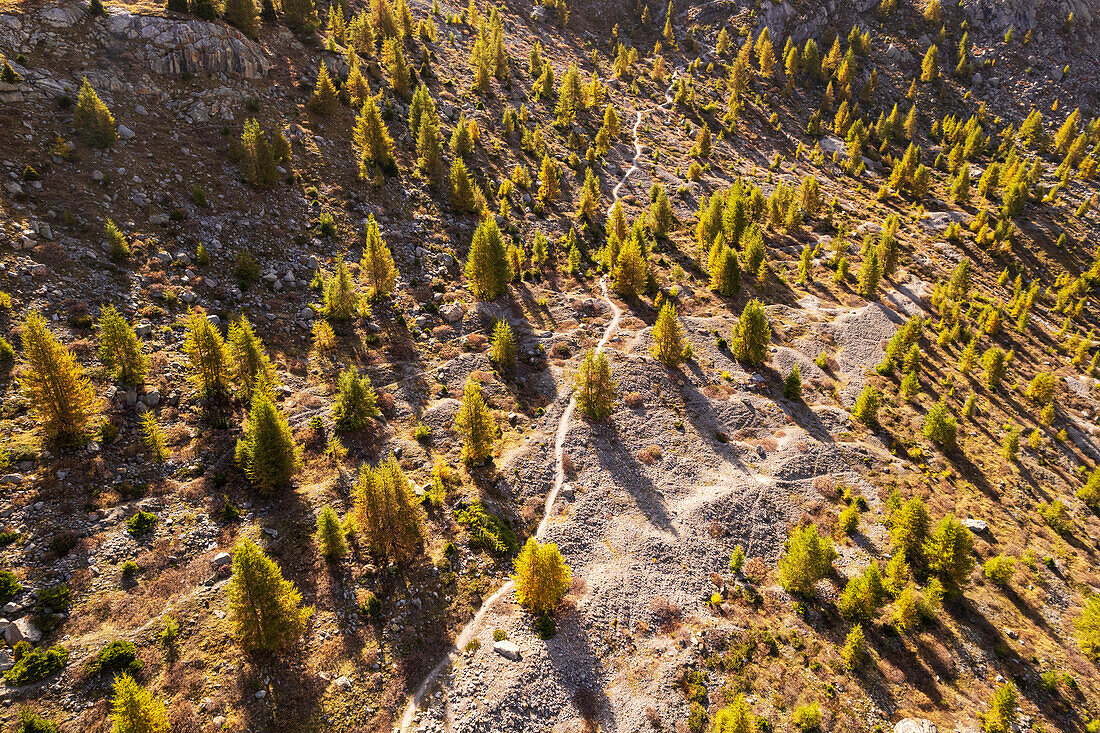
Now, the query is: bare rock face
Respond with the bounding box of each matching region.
[893,719,939,733]
[102,10,271,78]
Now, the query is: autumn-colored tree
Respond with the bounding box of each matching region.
[239,118,279,188]
[73,78,116,148]
[456,376,497,464]
[353,95,396,176]
[182,310,229,400]
[97,305,148,386]
[308,61,339,113]
[538,153,561,203]
[352,455,423,561]
[359,215,398,300]
[449,158,483,213]
[227,538,312,651]
[383,38,410,98]
[465,215,510,300]
[920,44,938,82]
[226,316,277,403]
[923,514,974,590]
[489,319,517,371]
[574,349,615,420]
[576,167,601,222]
[650,302,688,367]
[555,63,583,127]
[709,245,741,297]
[235,387,301,491]
[18,311,101,444]
[109,674,169,733]
[613,235,648,298]
[417,115,445,184]
[649,184,674,237]
[513,538,572,614]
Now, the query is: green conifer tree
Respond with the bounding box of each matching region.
[316,505,348,559]
[730,299,771,366]
[227,538,312,651]
[97,305,149,386]
[226,317,277,403]
[650,303,688,367]
[456,376,497,464]
[224,0,258,37]
[109,674,169,733]
[465,215,510,300]
[574,349,615,420]
[73,78,117,148]
[332,367,379,431]
[182,310,229,400]
[352,455,424,560]
[489,319,517,371]
[235,387,301,491]
[323,257,359,321]
[353,95,396,176]
[18,311,101,443]
[359,215,398,300]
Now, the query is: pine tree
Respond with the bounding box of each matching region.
[323,257,359,321]
[352,455,423,560]
[449,158,483,213]
[923,397,957,448]
[326,4,347,44]
[353,95,396,176]
[73,78,117,148]
[555,63,583,127]
[662,0,674,43]
[308,61,339,113]
[182,310,229,400]
[777,523,837,596]
[730,299,771,366]
[650,302,687,367]
[18,311,101,444]
[711,695,753,733]
[488,319,517,372]
[890,497,930,560]
[613,235,648,298]
[316,505,348,559]
[513,538,572,614]
[574,349,615,420]
[235,387,301,491]
[97,305,148,386]
[755,27,775,76]
[191,0,218,20]
[409,83,437,141]
[784,364,802,400]
[456,376,497,465]
[450,113,474,158]
[109,674,169,733]
[226,316,277,403]
[465,215,510,300]
[346,51,370,108]
[982,346,1007,390]
[332,367,379,431]
[576,167,601,222]
[224,0,258,37]
[359,215,398,300]
[228,538,312,651]
[841,624,866,669]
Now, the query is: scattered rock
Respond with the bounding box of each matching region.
[493,640,521,661]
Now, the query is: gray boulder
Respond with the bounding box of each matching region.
[893,720,938,733]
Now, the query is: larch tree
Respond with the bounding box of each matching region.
[650,302,688,367]
[920,44,939,82]
[234,386,301,492]
[353,94,396,176]
[777,523,837,596]
[282,0,318,29]
[576,167,601,222]
[574,349,616,420]
[613,235,648,298]
[332,367,379,431]
[538,153,561,204]
[226,316,277,403]
[239,118,279,188]
[227,537,312,651]
[923,514,974,590]
[323,257,359,321]
[513,538,572,614]
[224,0,258,37]
[449,158,483,213]
[465,215,510,300]
[183,310,229,400]
[97,305,149,386]
[709,245,741,297]
[316,505,348,560]
[73,78,117,148]
[308,61,339,113]
[417,115,445,185]
[359,215,398,301]
[352,455,424,561]
[455,376,497,465]
[554,63,583,127]
[18,311,101,444]
[489,319,517,372]
[649,184,674,237]
[109,674,169,733]
[384,38,410,98]
[730,299,771,366]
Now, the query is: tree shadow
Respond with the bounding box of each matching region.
[589,417,676,535]
[544,610,613,730]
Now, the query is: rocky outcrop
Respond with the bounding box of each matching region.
[102,9,270,78]
[893,720,938,733]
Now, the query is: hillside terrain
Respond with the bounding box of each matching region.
[2,0,1100,731]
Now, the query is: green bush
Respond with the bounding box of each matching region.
[534,613,555,640]
[792,702,822,731]
[15,708,59,733]
[4,645,68,685]
[84,640,143,677]
[0,570,22,603]
[38,585,70,612]
[455,502,517,554]
[127,511,157,538]
[234,251,261,289]
[983,554,1016,586]
[359,590,382,617]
